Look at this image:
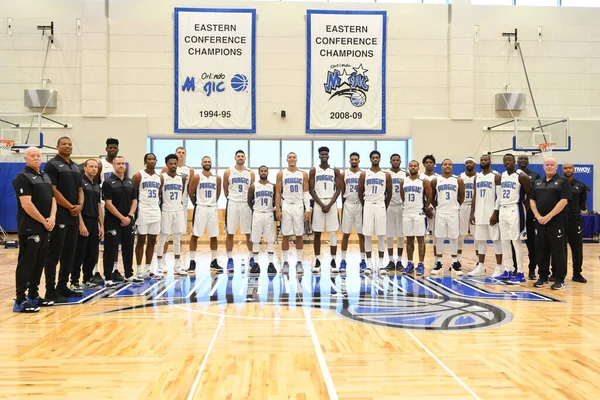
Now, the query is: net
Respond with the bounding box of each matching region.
[0,139,14,150]
[538,142,556,160]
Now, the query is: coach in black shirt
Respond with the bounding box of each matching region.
[103,156,139,283]
[43,137,84,300]
[531,157,572,290]
[563,163,588,283]
[12,147,56,312]
[517,155,541,279]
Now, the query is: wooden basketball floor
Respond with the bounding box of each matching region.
[1,242,598,399]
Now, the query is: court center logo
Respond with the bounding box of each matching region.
[324,63,369,107]
[88,275,559,331]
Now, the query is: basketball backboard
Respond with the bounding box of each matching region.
[512,117,570,152]
[0,112,44,149]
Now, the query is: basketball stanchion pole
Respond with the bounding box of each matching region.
[0,140,19,248]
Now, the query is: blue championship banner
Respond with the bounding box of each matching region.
[174,8,256,133]
[306,10,386,134]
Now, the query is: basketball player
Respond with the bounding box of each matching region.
[309,146,342,273]
[468,154,502,278]
[223,150,254,273]
[358,150,392,275]
[276,152,310,275]
[517,155,541,279]
[430,159,465,275]
[386,153,407,272]
[70,159,103,290]
[160,146,194,258]
[401,160,433,276]
[248,166,277,274]
[340,152,366,272]
[156,154,187,276]
[188,156,222,274]
[458,157,477,263]
[132,153,162,279]
[421,155,438,235]
[103,156,141,284]
[497,154,532,284]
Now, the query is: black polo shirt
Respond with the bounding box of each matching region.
[102,173,135,228]
[566,178,588,219]
[522,169,541,182]
[44,154,82,225]
[12,166,54,235]
[531,174,572,217]
[81,174,101,219]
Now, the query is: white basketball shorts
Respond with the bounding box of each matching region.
[281,202,305,237]
[251,211,275,243]
[226,201,251,235]
[499,203,526,241]
[386,205,404,238]
[435,212,460,240]
[362,202,387,237]
[403,213,426,237]
[459,204,474,236]
[161,210,185,235]
[341,202,363,235]
[192,205,219,238]
[312,201,339,232]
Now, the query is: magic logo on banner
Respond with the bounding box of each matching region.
[174,8,256,133]
[306,10,386,134]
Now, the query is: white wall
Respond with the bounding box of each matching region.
[1,0,599,202]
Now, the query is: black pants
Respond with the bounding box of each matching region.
[16,231,49,301]
[70,217,99,284]
[44,224,78,292]
[525,209,537,272]
[536,216,568,282]
[567,217,583,276]
[103,223,134,278]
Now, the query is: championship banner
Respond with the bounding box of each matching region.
[306,10,386,134]
[174,8,256,133]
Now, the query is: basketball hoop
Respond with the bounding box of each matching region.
[0,139,14,153]
[538,142,556,160]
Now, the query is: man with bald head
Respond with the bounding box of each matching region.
[530,157,572,290]
[12,147,57,312]
[563,163,588,283]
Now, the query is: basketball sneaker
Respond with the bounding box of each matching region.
[395,260,404,272]
[90,272,105,285]
[386,261,396,272]
[227,258,234,274]
[112,270,125,282]
[431,262,443,275]
[330,259,338,273]
[404,262,415,274]
[534,278,549,288]
[491,266,504,280]
[249,257,255,268]
[379,266,388,276]
[188,260,196,274]
[13,299,40,313]
[70,283,84,292]
[282,261,290,274]
[495,270,512,280]
[58,285,83,298]
[27,295,54,307]
[551,281,565,290]
[363,266,372,276]
[312,259,321,273]
[296,261,304,275]
[210,259,223,274]
[572,274,587,283]
[250,262,260,274]
[83,281,101,289]
[359,259,367,271]
[267,262,277,274]
[339,260,347,272]
[507,272,526,284]
[416,263,425,276]
[174,265,187,276]
[468,263,486,277]
[126,275,144,283]
[45,291,68,303]
[451,261,463,276]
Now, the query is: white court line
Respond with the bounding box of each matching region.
[303,308,339,400]
[173,304,341,321]
[187,314,225,400]
[406,331,481,400]
[209,275,226,296]
[186,276,208,299]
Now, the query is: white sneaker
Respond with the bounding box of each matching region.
[379,267,387,276]
[136,268,143,279]
[174,266,187,276]
[156,267,164,276]
[468,263,486,277]
[364,267,372,276]
[492,266,504,279]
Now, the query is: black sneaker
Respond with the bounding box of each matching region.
[57,285,83,298]
[386,261,395,272]
[549,275,556,282]
[395,260,404,272]
[451,261,463,276]
[210,259,224,274]
[70,283,83,292]
[330,259,339,273]
[112,270,125,282]
[250,262,260,274]
[534,278,549,288]
[572,274,587,284]
[267,262,277,274]
[13,299,40,313]
[551,281,565,290]
[528,271,536,280]
[27,295,54,307]
[188,260,196,274]
[45,291,68,304]
[90,272,105,285]
[431,261,443,275]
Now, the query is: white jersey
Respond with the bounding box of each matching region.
[420,172,438,182]
[388,169,406,206]
[228,166,252,203]
[161,173,184,212]
[314,165,336,199]
[253,182,274,212]
[363,169,386,204]
[282,169,304,203]
[403,177,425,216]
[474,170,500,222]
[177,165,191,206]
[196,173,218,207]
[137,170,161,215]
[500,169,523,206]
[343,169,361,203]
[460,172,476,206]
[100,158,114,185]
[435,175,460,214]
